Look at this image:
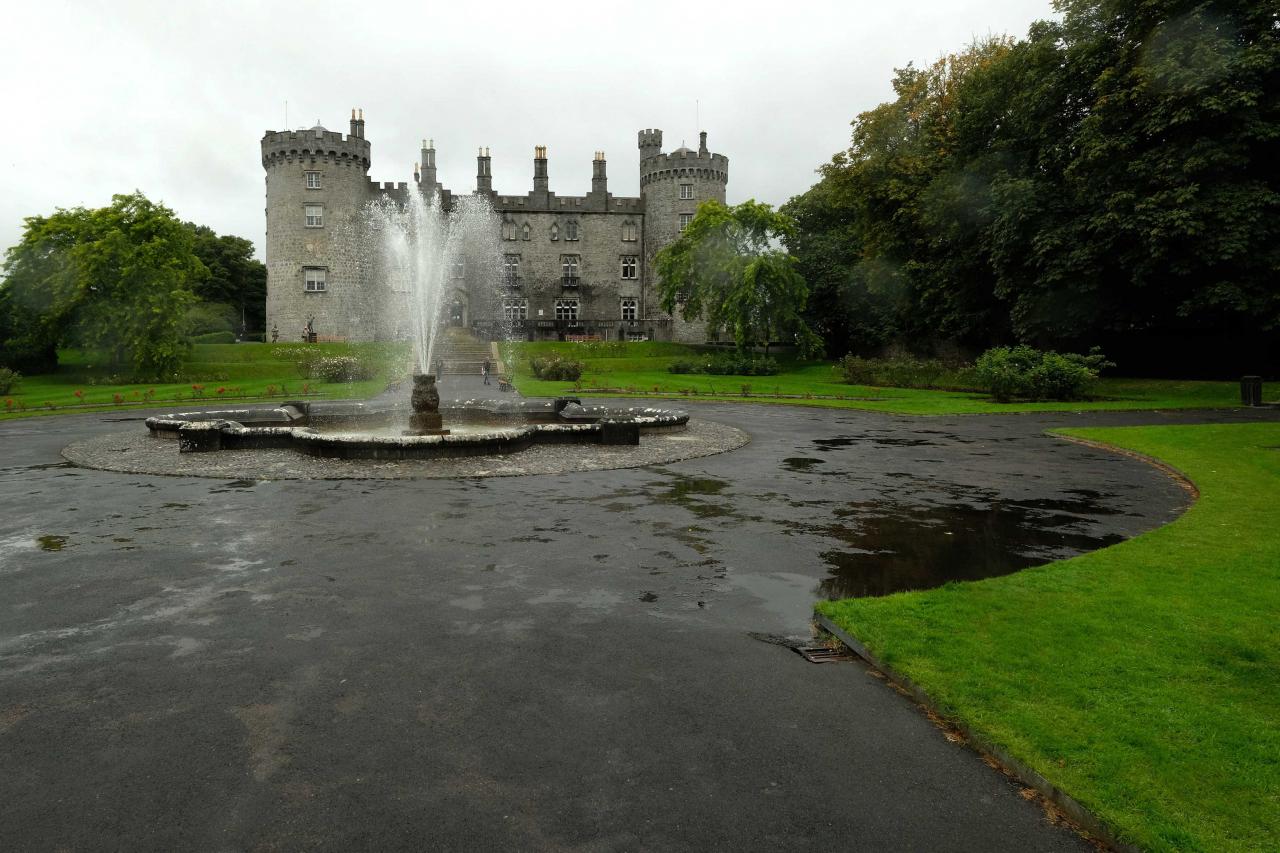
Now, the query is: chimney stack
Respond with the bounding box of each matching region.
[353,108,365,139]
[350,108,359,139]
[476,146,492,193]
[591,151,607,196]
[420,138,437,189]
[533,145,549,193]
[699,131,708,155]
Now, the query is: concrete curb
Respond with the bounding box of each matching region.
[814,612,1140,852]
[1051,432,1200,500]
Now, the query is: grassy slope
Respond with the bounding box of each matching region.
[819,423,1280,852]
[1,342,405,420]
[497,342,1240,414]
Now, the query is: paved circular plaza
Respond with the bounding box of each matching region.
[2,398,1269,851]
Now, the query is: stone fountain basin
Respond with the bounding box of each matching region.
[144,398,689,460]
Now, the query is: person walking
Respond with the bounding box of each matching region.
[482,357,491,385]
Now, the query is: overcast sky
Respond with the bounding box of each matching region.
[2,0,1056,259]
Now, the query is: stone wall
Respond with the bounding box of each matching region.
[639,130,729,343]
[263,120,731,344]
[262,127,381,342]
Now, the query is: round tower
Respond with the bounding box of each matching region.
[638,128,729,342]
[261,109,374,342]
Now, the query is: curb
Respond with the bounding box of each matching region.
[813,612,1140,853]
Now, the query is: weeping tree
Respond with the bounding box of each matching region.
[655,199,821,358]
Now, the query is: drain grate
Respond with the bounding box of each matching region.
[795,645,855,664]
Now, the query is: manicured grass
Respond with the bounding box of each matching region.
[497,342,1241,414]
[1,342,407,420]
[818,423,1280,852]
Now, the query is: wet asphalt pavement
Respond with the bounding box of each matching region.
[2,398,1273,851]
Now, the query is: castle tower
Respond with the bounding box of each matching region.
[261,109,373,341]
[638,128,729,342]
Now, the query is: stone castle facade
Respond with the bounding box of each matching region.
[261,110,728,343]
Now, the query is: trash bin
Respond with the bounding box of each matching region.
[1240,375,1263,406]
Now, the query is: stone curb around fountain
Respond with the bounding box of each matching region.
[62,417,750,480]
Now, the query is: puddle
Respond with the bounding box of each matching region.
[809,498,1127,599]
[814,435,936,450]
[36,535,68,552]
[781,457,824,471]
[647,473,733,518]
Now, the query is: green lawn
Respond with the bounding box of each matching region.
[818,423,1280,852]
[498,342,1241,414]
[1,342,407,420]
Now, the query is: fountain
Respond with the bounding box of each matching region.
[137,184,698,462]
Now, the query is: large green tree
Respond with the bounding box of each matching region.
[656,200,821,357]
[787,0,1280,372]
[187,225,266,332]
[1,192,203,377]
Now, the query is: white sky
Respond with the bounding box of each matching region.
[1,0,1056,260]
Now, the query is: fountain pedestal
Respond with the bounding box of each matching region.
[406,374,450,436]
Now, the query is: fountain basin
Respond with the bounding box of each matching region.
[144,399,688,460]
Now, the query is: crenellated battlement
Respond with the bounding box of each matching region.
[637,128,729,188]
[261,127,371,171]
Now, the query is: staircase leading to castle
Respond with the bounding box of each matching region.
[431,327,494,377]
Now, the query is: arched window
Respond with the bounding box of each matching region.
[550,223,559,241]
[621,221,638,242]
[501,217,516,240]
[565,220,579,241]
[521,222,531,241]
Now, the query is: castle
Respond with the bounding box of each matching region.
[261,109,729,343]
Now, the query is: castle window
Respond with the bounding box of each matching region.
[680,183,693,200]
[560,253,581,284]
[303,267,327,292]
[305,171,322,189]
[453,260,465,279]
[621,221,638,242]
[550,223,559,241]
[503,254,521,287]
[521,223,531,241]
[621,298,638,321]
[565,220,579,240]
[555,298,579,322]
[503,298,528,321]
[501,218,517,240]
[305,205,323,227]
[620,256,637,279]
[679,213,693,231]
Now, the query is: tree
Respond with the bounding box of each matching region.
[656,200,821,357]
[786,2,1280,372]
[187,225,266,332]
[1,192,202,378]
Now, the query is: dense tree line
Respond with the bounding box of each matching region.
[0,192,265,377]
[784,0,1279,374]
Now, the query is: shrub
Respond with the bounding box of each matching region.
[0,367,19,394]
[838,354,979,390]
[666,354,779,376]
[274,346,324,379]
[184,302,238,336]
[974,345,1112,402]
[311,355,376,382]
[192,331,237,345]
[529,355,584,381]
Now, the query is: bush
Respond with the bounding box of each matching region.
[0,367,19,394]
[312,355,377,382]
[667,354,780,376]
[185,302,239,335]
[838,354,979,390]
[192,331,236,345]
[529,355,584,381]
[974,345,1113,402]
